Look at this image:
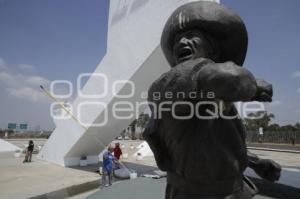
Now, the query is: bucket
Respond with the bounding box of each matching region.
[130,172,137,179]
[14,152,21,158]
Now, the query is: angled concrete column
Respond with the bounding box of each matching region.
[38,0,220,167]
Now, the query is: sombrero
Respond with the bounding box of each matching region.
[161,1,248,67]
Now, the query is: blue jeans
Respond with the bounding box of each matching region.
[102,170,113,186]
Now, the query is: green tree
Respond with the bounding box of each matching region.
[136,113,150,139]
[244,111,275,131]
[120,129,126,139]
[280,125,297,132]
[268,123,280,131]
[295,123,300,130]
[129,119,137,140]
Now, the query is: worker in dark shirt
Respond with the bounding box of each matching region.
[143,2,281,199]
[113,143,123,160]
[23,140,34,163]
[113,143,123,169]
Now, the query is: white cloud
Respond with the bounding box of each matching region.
[293,71,300,78]
[0,72,49,88]
[0,58,8,70]
[18,64,35,70]
[0,67,50,103]
[0,61,72,104]
[25,76,49,86]
[269,100,282,107]
[0,71,16,86]
[6,86,47,103]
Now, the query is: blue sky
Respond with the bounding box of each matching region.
[0,0,299,130]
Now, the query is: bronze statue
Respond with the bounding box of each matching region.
[143,2,281,199]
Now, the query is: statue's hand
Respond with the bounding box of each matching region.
[252,79,273,102]
[253,159,281,182]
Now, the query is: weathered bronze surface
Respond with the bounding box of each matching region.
[143,2,281,198]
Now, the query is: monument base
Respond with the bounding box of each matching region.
[64,155,100,167]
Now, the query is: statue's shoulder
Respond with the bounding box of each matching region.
[155,58,214,83]
[149,58,214,94]
[174,58,214,71]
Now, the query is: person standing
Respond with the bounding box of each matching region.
[113,143,123,169]
[258,127,264,143]
[23,140,34,163]
[113,143,123,160]
[102,145,118,187]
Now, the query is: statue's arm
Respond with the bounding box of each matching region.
[247,151,281,182]
[196,61,272,102]
[148,60,273,104]
[248,151,260,168]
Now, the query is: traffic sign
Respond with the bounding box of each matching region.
[19,123,28,130]
[8,123,17,129]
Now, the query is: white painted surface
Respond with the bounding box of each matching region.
[134,141,154,157]
[0,139,21,152]
[39,0,220,166]
[0,139,21,159]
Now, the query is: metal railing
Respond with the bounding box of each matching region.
[246,131,300,144]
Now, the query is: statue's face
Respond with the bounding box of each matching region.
[173,30,216,65]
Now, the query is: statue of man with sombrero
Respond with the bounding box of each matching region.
[143,1,281,198]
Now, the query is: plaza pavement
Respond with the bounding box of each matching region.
[0,139,299,199]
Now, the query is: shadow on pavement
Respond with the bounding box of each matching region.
[69,161,159,176]
[249,176,300,199]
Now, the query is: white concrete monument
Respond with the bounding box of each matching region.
[39,0,220,166]
[0,139,21,158]
[134,141,154,158]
